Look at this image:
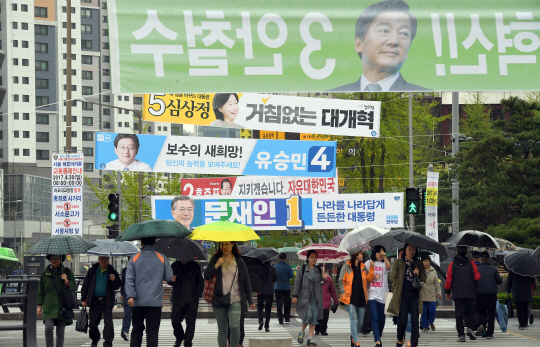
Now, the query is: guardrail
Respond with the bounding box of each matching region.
[0,277,39,347]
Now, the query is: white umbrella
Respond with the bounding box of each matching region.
[86,239,140,257]
[338,225,391,252]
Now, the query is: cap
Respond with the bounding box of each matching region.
[456,245,468,253]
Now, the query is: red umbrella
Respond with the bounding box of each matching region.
[297,244,349,263]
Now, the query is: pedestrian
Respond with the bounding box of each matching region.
[474,251,502,338]
[204,241,255,347]
[125,236,173,347]
[506,268,535,330]
[37,255,76,347]
[257,261,277,332]
[168,258,204,347]
[81,256,121,347]
[274,253,295,324]
[339,247,375,347]
[388,244,426,347]
[444,245,481,342]
[420,255,442,333]
[292,250,325,346]
[314,265,338,336]
[365,245,392,346]
[121,256,132,341]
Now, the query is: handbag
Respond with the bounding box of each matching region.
[203,276,216,304]
[212,266,238,308]
[384,292,396,316]
[75,307,89,333]
[52,268,76,320]
[412,274,422,290]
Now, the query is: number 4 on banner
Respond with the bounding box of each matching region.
[286,195,305,229]
[308,146,333,172]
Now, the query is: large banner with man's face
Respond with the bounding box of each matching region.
[108,0,540,92]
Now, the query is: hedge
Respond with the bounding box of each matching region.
[498,293,540,309]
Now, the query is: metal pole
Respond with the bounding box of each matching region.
[66,0,72,152]
[451,92,459,234]
[117,171,122,232]
[137,111,143,222]
[408,92,415,231]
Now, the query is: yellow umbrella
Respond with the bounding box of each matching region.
[189,221,260,242]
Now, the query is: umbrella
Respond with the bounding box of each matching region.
[116,220,191,241]
[504,252,540,277]
[242,256,271,293]
[86,239,140,257]
[25,235,97,255]
[297,244,349,263]
[327,235,345,246]
[243,247,279,263]
[189,221,260,242]
[533,246,540,258]
[238,244,257,255]
[370,230,406,254]
[392,229,449,258]
[0,247,19,262]
[155,238,207,261]
[338,225,390,252]
[278,246,300,260]
[445,230,500,249]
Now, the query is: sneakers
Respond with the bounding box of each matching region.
[429,323,436,331]
[476,325,484,336]
[285,320,291,324]
[485,335,493,339]
[279,320,284,325]
[306,339,317,346]
[298,331,305,344]
[518,326,525,330]
[265,327,270,332]
[457,335,466,343]
[173,341,182,347]
[466,328,477,340]
[121,331,129,341]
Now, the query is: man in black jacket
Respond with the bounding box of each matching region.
[474,251,502,339]
[81,256,121,347]
[167,259,204,347]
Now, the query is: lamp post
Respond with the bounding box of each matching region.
[12,208,41,260]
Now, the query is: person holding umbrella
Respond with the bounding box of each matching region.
[507,269,535,330]
[37,254,76,347]
[257,261,277,332]
[204,241,255,347]
[274,253,295,324]
[474,251,502,338]
[121,256,132,341]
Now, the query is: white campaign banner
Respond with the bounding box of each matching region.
[425,172,439,264]
[51,154,84,236]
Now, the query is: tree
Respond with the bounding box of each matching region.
[256,230,334,249]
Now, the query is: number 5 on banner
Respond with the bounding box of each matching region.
[285,195,304,229]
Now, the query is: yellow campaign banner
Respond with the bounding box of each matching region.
[426,188,438,206]
[259,131,285,140]
[240,129,252,139]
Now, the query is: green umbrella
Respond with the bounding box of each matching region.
[116,219,191,241]
[25,235,97,255]
[278,247,300,253]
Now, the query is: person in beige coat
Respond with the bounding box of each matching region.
[420,255,441,332]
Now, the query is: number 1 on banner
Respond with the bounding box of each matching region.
[308,146,334,172]
[286,195,304,229]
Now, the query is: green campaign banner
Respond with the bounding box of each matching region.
[108,0,540,93]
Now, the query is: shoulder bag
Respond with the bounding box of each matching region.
[75,307,89,333]
[52,271,75,319]
[203,276,216,303]
[212,265,238,308]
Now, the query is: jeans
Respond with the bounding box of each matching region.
[257,294,273,328]
[421,301,437,329]
[474,293,497,335]
[228,311,245,346]
[130,306,162,347]
[89,298,114,347]
[44,319,66,347]
[516,301,529,328]
[122,296,132,334]
[454,298,475,337]
[315,309,330,334]
[275,289,291,322]
[345,304,365,344]
[213,301,241,347]
[397,291,419,347]
[172,303,198,347]
[368,300,386,342]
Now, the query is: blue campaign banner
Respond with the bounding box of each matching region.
[152,193,404,230]
[95,132,336,177]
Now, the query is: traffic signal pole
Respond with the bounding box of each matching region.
[408,93,415,231]
[451,92,459,235]
[117,171,122,232]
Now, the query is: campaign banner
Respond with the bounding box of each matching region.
[51,154,84,236]
[108,0,540,93]
[181,176,338,196]
[144,93,381,137]
[94,132,336,177]
[425,172,439,264]
[152,193,403,230]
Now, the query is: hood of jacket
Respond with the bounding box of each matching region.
[453,254,469,266]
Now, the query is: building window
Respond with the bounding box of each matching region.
[164,126,168,131]
[12,4,18,11]
[118,96,122,101]
[82,55,93,64]
[22,4,28,11]
[124,122,130,127]
[82,132,93,141]
[102,42,109,50]
[13,76,19,84]
[84,163,93,171]
[23,95,30,102]
[63,22,76,29]
[63,38,77,45]
[103,55,110,63]
[22,23,28,30]
[36,150,49,160]
[61,6,75,13]
[134,97,143,105]
[14,113,20,120]
[102,2,107,9]
[36,132,49,142]
[13,40,18,47]
[103,95,111,102]
[82,102,93,111]
[22,77,29,84]
[23,131,30,138]
[14,131,20,138]
[23,113,30,120]
[81,40,92,49]
[158,126,162,131]
[13,22,19,30]
[102,16,108,23]
[82,0,92,3]
[14,149,20,156]
[81,24,92,34]
[82,117,93,126]
[81,9,92,18]
[35,43,48,54]
[13,59,19,66]
[82,86,93,95]
[0,149,2,158]
[103,82,110,89]
[83,147,94,156]
[36,114,49,125]
[102,29,109,36]
[63,131,78,138]
[35,25,48,35]
[22,59,29,66]
[103,108,111,115]
[22,41,29,48]
[63,69,77,75]
[124,96,130,102]
[36,96,49,106]
[35,7,48,18]
[63,53,76,60]
[36,79,49,89]
[134,123,139,131]
[14,95,19,102]
[103,69,110,76]
[63,84,77,91]
[103,122,111,129]
[36,61,49,71]
[23,149,30,156]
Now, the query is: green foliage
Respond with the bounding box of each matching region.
[486,217,540,248]
[461,92,492,135]
[498,293,540,309]
[256,230,334,249]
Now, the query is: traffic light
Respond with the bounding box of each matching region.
[107,193,119,222]
[405,187,420,215]
[420,189,427,214]
[106,223,119,239]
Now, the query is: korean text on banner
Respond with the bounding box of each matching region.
[108,0,540,93]
[144,93,381,138]
[94,132,337,177]
[425,171,439,264]
[181,176,338,196]
[152,193,404,230]
[51,154,84,236]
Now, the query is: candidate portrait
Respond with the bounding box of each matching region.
[105,134,152,171]
[331,0,429,92]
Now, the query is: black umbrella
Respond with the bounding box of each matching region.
[242,256,271,293]
[392,229,449,258]
[370,230,406,254]
[533,245,540,258]
[445,230,500,249]
[155,238,207,262]
[238,244,257,255]
[243,247,279,263]
[504,252,540,277]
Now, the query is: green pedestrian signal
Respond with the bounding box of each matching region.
[405,188,420,215]
[406,201,419,214]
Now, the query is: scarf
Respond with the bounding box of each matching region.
[404,258,414,282]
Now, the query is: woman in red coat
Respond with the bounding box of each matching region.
[315,266,339,336]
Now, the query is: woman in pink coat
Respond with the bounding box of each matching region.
[315,266,339,336]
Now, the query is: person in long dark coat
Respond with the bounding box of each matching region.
[507,270,535,330]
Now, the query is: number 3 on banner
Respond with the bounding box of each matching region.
[286,195,304,229]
